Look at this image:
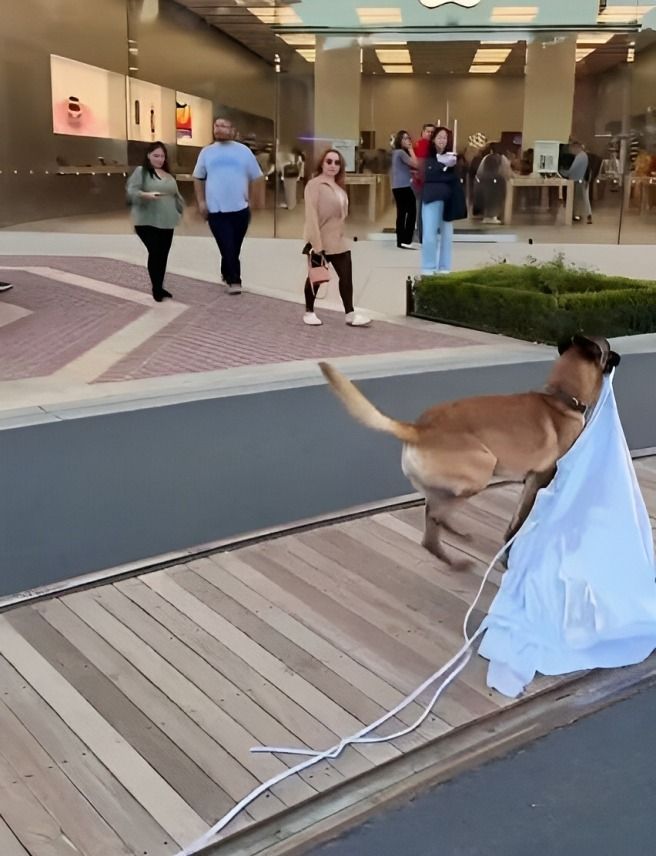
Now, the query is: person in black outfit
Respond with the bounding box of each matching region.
[390,130,418,248]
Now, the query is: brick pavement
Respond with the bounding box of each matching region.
[0,265,146,381]
[0,256,480,385]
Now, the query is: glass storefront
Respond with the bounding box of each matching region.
[1,0,655,245]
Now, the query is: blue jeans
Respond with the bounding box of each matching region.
[420,200,454,274]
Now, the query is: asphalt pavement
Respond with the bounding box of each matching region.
[313,684,656,856]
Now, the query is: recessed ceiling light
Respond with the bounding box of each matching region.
[490,6,538,22]
[469,64,501,73]
[472,48,512,63]
[248,6,301,24]
[576,33,614,44]
[357,7,403,24]
[375,48,412,63]
[278,34,316,46]
[382,64,413,73]
[597,5,654,23]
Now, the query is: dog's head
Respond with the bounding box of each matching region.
[557,334,621,375]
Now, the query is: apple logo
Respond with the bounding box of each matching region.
[419,0,482,8]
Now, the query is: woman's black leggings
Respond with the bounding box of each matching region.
[393,186,416,246]
[304,250,354,314]
[135,225,174,295]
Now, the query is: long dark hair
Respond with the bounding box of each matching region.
[142,141,171,178]
[429,126,454,156]
[393,129,410,150]
[314,148,346,188]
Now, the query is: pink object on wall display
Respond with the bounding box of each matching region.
[50,54,126,139]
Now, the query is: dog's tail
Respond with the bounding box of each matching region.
[319,362,419,444]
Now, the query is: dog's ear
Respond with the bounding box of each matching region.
[557,336,573,355]
[605,351,621,373]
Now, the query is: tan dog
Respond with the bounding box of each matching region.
[319,335,620,569]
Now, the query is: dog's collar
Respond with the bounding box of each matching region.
[543,385,589,416]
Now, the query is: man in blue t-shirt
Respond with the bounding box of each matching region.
[193,117,264,294]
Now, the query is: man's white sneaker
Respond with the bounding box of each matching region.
[303,312,323,326]
[399,243,418,250]
[227,283,242,295]
[345,311,371,327]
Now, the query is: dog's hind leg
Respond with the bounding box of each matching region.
[423,492,475,572]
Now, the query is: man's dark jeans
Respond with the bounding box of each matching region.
[207,207,251,285]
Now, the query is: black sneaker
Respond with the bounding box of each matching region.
[0,282,13,292]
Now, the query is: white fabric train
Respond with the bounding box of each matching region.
[479,374,656,697]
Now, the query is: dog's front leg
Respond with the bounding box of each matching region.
[501,466,556,564]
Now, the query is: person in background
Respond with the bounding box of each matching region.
[412,123,437,241]
[193,117,264,294]
[391,130,418,249]
[476,143,513,225]
[561,140,593,224]
[420,126,467,276]
[301,149,371,328]
[126,141,184,302]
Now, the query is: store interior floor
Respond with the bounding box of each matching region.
[3,194,654,246]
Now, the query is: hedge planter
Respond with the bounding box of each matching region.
[413,256,656,344]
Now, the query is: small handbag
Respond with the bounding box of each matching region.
[308,252,330,285]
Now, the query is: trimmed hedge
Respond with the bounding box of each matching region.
[413,258,656,343]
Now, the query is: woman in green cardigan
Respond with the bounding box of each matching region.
[126,142,184,301]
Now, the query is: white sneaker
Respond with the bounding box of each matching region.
[345,311,371,327]
[227,283,242,295]
[399,243,418,250]
[0,282,13,292]
[303,312,323,326]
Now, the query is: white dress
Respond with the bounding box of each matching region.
[478,376,656,698]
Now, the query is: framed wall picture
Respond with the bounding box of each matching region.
[175,91,213,146]
[127,79,176,144]
[51,55,126,139]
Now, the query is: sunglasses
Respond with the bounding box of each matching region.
[324,158,340,165]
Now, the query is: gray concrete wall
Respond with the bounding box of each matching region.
[1,353,654,598]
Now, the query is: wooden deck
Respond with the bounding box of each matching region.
[1,459,655,856]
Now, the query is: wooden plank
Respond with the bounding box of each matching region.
[0,655,177,856]
[32,597,256,825]
[0,616,208,847]
[185,557,419,743]
[113,578,366,783]
[189,555,442,748]
[0,815,30,856]
[140,573,392,771]
[193,554,435,732]
[0,750,82,856]
[178,561,430,748]
[258,534,496,710]
[81,583,344,799]
[6,606,236,828]
[60,590,313,811]
[150,569,396,768]
[0,698,134,856]
[228,545,481,728]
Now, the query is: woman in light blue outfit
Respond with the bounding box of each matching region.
[420,126,467,275]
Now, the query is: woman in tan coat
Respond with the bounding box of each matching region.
[302,149,370,327]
